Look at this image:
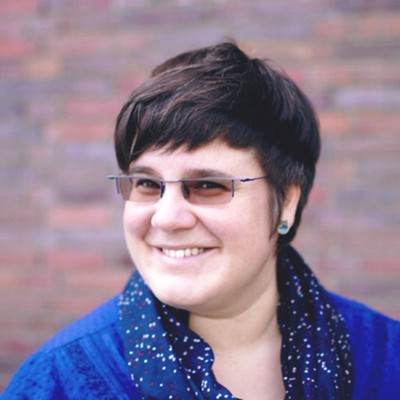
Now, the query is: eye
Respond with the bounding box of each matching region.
[135,178,160,189]
[133,177,161,195]
[189,179,231,196]
[198,181,226,189]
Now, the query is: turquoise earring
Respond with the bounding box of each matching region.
[277,220,289,235]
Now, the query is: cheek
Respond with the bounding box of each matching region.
[123,203,151,240]
[216,207,272,250]
[238,194,272,228]
[236,199,275,248]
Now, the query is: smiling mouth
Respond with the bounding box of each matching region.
[161,248,205,259]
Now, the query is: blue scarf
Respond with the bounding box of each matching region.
[119,246,353,399]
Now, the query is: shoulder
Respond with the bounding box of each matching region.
[330,291,400,344]
[40,294,120,351]
[2,296,139,400]
[329,292,400,399]
[330,291,400,334]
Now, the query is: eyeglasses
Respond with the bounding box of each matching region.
[107,175,268,205]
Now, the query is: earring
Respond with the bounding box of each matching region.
[277,220,289,235]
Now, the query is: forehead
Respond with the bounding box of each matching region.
[130,141,263,176]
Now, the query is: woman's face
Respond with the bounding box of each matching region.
[123,140,295,318]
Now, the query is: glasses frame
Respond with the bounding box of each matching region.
[107,175,268,204]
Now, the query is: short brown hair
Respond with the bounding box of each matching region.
[114,42,320,250]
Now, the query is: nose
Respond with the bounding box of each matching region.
[151,183,197,231]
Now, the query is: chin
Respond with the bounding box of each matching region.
[150,281,208,311]
[137,260,222,312]
[156,288,199,310]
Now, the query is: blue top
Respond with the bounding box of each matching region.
[2,292,400,399]
[2,296,137,400]
[331,293,400,399]
[2,245,400,400]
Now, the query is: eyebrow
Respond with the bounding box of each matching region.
[128,165,157,175]
[128,165,232,179]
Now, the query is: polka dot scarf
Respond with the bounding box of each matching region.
[119,246,353,399]
[119,276,233,399]
[277,246,353,399]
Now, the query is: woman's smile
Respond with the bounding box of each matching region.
[160,247,205,258]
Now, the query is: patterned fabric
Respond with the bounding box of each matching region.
[1,298,140,400]
[119,246,354,399]
[119,276,233,399]
[277,247,353,399]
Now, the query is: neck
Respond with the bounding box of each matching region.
[188,283,284,400]
[188,281,280,352]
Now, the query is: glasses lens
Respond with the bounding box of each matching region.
[114,176,234,204]
[184,179,233,205]
[117,176,161,202]
[117,177,133,201]
[121,177,161,203]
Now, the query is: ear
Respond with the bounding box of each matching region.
[280,185,301,230]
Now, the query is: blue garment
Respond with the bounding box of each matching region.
[332,293,400,399]
[2,297,138,400]
[2,255,400,399]
[3,291,400,399]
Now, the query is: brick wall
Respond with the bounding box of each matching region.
[1,0,399,390]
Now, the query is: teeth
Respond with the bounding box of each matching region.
[162,248,204,258]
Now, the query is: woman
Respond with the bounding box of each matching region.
[3,42,399,399]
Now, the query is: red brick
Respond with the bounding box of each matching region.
[0,271,29,289]
[0,39,36,60]
[350,112,400,135]
[46,204,112,228]
[0,0,38,16]
[63,269,128,291]
[319,111,350,136]
[64,98,122,119]
[353,13,400,40]
[46,249,106,270]
[313,18,349,41]
[361,260,400,273]
[25,56,62,79]
[0,249,37,268]
[47,31,149,57]
[44,120,113,142]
